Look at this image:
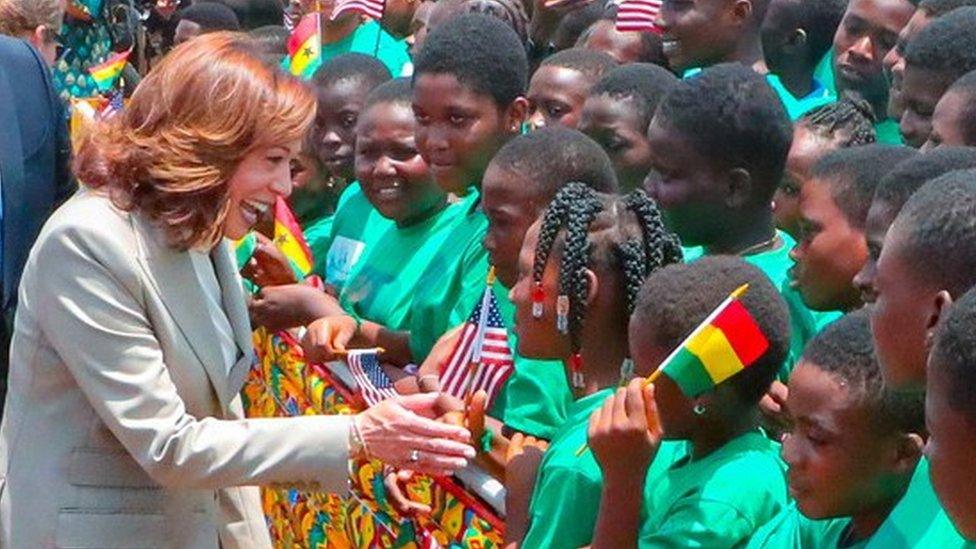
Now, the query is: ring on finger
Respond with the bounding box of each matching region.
[409,449,420,463]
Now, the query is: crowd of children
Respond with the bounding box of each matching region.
[146,0,976,544]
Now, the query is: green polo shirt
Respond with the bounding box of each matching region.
[747,503,859,549]
[875,119,905,145]
[766,74,836,120]
[638,431,788,547]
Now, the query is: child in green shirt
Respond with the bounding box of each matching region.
[788,144,916,313]
[859,169,976,547]
[587,256,792,547]
[526,48,617,130]
[925,286,976,543]
[479,127,619,437]
[645,64,821,390]
[504,183,682,548]
[750,310,925,548]
[578,63,678,192]
[302,53,393,285]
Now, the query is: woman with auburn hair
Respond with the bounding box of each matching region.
[0,33,474,549]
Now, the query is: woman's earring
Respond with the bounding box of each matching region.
[693,403,707,416]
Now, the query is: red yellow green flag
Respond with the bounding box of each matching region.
[88,49,131,92]
[660,284,769,397]
[273,197,314,277]
[287,12,323,79]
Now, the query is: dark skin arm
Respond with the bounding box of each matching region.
[504,431,549,547]
[588,380,662,549]
[249,283,344,332]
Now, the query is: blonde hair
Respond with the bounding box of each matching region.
[0,0,63,37]
[75,32,316,250]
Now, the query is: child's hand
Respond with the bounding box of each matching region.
[417,325,465,379]
[505,432,549,541]
[382,466,432,516]
[588,378,662,481]
[759,380,791,436]
[249,284,339,332]
[241,233,298,288]
[301,315,358,364]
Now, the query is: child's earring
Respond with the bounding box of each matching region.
[693,403,707,416]
[531,282,545,319]
[619,358,635,386]
[556,294,569,333]
[571,353,585,389]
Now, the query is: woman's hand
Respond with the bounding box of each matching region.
[354,393,476,477]
[249,284,341,332]
[241,233,298,288]
[301,315,359,364]
[588,379,662,481]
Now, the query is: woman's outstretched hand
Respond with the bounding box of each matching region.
[354,393,477,477]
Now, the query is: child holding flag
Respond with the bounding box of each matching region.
[503,182,682,547]
[587,256,791,547]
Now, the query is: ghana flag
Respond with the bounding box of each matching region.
[659,284,769,397]
[273,197,314,277]
[88,49,131,92]
[287,12,323,79]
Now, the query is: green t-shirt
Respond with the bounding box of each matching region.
[338,202,463,331]
[638,431,789,548]
[489,281,572,439]
[302,213,334,269]
[875,119,905,145]
[315,183,394,290]
[406,192,491,362]
[682,232,839,378]
[321,21,410,77]
[766,74,836,121]
[865,457,972,548]
[814,50,837,97]
[747,503,858,549]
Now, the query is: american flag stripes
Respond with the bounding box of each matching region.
[347,349,398,406]
[440,281,514,407]
[99,90,124,119]
[330,0,385,21]
[615,0,663,33]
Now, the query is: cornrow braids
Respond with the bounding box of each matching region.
[532,183,682,361]
[800,97,878,147]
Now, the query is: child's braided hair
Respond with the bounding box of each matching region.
[531,182,683,356]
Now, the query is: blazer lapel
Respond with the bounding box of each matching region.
[131,214,239,411]
[211,239,255,397]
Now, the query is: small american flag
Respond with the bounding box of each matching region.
[348,349,398,406]
[330,0,385,21]
[615,0,663,33]
[99,90,124,119]
[440,274,514,406]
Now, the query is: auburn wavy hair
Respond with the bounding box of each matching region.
[75,32,316,250]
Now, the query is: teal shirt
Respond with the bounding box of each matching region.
[747,503,859,549]
[321,21,411,77]
[489,281,572,439]
[315,183,394,290]
[814,50,837,97]
[865,457,972,548]
[338,202,463,331]
[522,391,685,548]
[766,74,836,120]
[875,119,905,145]
[407,192,491,362]
[638,431,789,548]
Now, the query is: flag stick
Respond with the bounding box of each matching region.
[333,347,386,356]
[574,283,751,457]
